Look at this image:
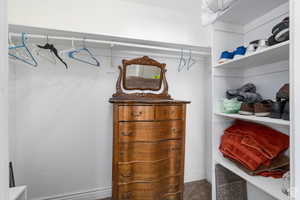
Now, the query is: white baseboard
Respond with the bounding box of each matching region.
[32,187,111,200]
[32,179,208,200]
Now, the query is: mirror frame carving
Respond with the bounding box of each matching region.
[112,56,172,100]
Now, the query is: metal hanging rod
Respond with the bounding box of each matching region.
[9,32,210,56]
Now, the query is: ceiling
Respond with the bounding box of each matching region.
[220,0,288,25]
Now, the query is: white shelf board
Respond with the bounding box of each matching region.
[217,0,287,25]
[215,156,289,200]
[214,112,290,126]
[214,41,289,69]
[9,186,27,200]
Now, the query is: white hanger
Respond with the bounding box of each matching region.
[187,49,196,71]
[59,38,76,59]
[178,49,186,72]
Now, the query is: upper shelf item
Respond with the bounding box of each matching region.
[214,41,289,69]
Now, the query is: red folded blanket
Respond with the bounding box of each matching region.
[220,120,289,172]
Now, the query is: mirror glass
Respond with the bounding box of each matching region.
[124,65,162,90]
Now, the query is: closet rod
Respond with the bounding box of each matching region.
[9,32,209,56]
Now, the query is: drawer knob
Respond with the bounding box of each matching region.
[171,128,180,134]
[121,171,132,178]
[120,170,132,178]
[121,131,133,136]
[131,111,143,118]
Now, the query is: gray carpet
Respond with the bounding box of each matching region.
[98,180,211,200]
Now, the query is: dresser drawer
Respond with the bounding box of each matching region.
[119,121,183,142]
[119,106,155,121]
[155,106,183,120]
[118,176,181,200]
[118,158,181,183]
[119,140,182,162]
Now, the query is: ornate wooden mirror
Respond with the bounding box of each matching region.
[111,56,172,100]
[124,64,162,91]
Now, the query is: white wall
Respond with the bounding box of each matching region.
[9,46,208,199]
[0,0,9,199]
[8,0,211,47]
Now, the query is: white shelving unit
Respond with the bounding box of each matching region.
[211,0,291,200]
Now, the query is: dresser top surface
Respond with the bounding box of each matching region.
[109,99,191,104]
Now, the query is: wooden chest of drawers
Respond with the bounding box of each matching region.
[111,102,189,200]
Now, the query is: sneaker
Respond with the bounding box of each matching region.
[246,43,257,55]
[282,101,290,121]
[267,35,280,46]
[256,39,269,51]
[254,100,273,117]
[276,83,289,101]
[219,51,234,64]
[239,103,254,115]
[269,101,286,119]
[272,17,289,43]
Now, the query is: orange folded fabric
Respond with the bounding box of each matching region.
[220,120,289,172]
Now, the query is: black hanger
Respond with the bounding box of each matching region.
[37,40,68,69]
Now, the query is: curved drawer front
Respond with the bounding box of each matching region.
[119,121,183,142]
[118,176,181,200]
[118,158,181,183]
[155,106,183,120]
[119,140,182,162]
[119,106,155,121]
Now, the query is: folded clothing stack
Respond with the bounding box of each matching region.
[219,120,289,178]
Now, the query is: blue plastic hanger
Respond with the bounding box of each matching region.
[68,39,100,67]
[9,32,38,67]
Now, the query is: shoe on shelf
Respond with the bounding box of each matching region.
[246,43,257,55]
[218,51,234,64]
[272,17,289,43]
[233,46,247,59]
[239,102,255,115]
[276,83,289,101]
[256,39,269,52]
[226,83,256,99]
[237,92,263,103]
[282,101,290,121]
[267,35,280,46]
[254,100,273,117]
[269,101,286,119]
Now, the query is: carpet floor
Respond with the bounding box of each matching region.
[98,180,211,200]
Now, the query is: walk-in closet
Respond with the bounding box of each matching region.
[0,0,300,200]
